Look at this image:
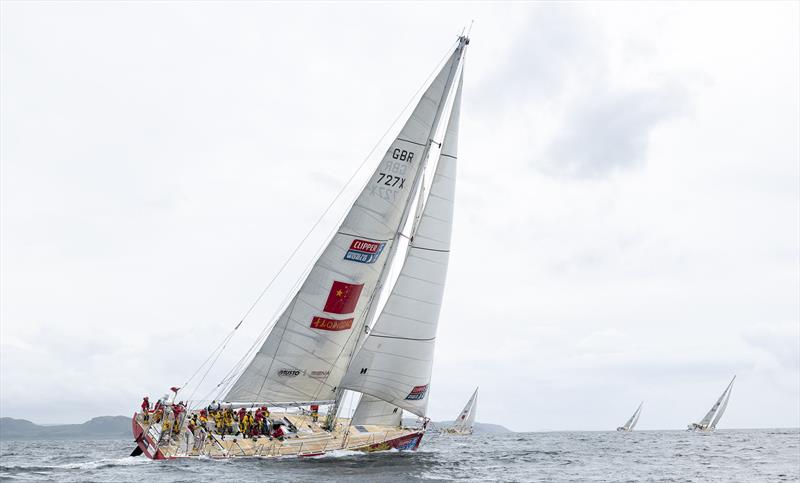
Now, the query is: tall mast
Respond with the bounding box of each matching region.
[324,37,469,429]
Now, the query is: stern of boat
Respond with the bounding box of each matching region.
[132,412,166,460]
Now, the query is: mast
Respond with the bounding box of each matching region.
[328,37,469,429]
[340,43,466,418]
[354,35,469,354]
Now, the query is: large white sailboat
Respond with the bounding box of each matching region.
[444,387,478,435]
[687,376,735,432]
[616,402,642,432]
[131,34,469,460]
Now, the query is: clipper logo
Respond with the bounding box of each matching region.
[309,370,330,379]
[405,384,428,401]
[310,316,354,331]
[344,239,385,264]
[277,369,301,377]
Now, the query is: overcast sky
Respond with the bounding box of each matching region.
[2,2,798,431]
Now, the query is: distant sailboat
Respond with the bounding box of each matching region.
[616,402,643,432]
[445,387,478,435]
[687,376,735,432]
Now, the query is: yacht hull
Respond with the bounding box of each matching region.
[132,412,423,460]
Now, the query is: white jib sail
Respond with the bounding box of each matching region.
[710,377,734,429]
[223,48,463,405]
[339,68,464,417]
[453,387,478,432]
[351,394,402,427]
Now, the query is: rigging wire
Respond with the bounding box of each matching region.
[181,38,461,407]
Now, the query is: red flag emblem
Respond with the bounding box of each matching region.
[323,281,363,314]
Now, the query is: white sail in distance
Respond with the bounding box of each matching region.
[710,377,735,429]
[452,387,478,432]
[351,394,402,427]
[339,66,465,417]
[223,46,464,405]
[698,376,735,429]
[629,403,642,431]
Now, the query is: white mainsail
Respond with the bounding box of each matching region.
[350,394,402,427]
[223,47,463,405]
[452,387,478,432]
[340,67,464,417]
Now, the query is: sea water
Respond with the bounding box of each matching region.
[1,429,798,482]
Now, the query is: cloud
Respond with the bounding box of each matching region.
[541,83,690,178]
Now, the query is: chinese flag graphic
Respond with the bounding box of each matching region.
[323,280,363,314]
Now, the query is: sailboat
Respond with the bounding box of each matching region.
[130,34,470,460]
[616,402,642,432]
[444,387,478,435]
[687,376,735,432]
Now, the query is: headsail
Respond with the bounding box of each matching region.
[339,66,465,417]
[223,46,464,405]
[351,394,402,427]
[452,387,478,432]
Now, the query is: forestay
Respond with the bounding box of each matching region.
[339,69,464,417]
[224,48,463,404]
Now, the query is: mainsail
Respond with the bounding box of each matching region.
[697,376,735,429]
[452,387,478,432]
[223,45,465,405]
[351,394,402,427]
[339,67,464,417]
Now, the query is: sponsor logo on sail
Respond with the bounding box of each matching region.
[277,369,301,377]
[309,370,330,379]
[344,239,385,264]
[310,316,354,331]
[323,281,363,314]
[405,384,428,401]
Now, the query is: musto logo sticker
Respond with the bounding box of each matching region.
[344,239,385,264]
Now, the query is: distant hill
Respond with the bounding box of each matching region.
[0,416,131,440]
[403,418,512,434]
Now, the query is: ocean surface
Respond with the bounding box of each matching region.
[1,429,798,482]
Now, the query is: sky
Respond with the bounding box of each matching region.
[1,1,798,431]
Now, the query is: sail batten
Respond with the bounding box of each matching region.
[223,45,465,405]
